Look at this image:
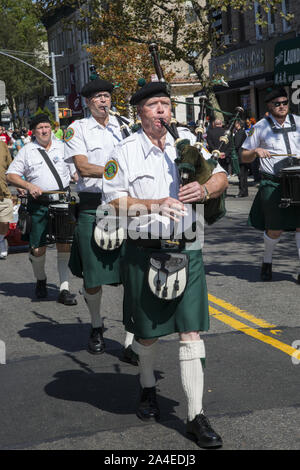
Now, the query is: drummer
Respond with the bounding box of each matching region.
[6,114,77,304]
[241,87,300,283]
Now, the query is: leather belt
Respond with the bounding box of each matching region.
[128,238,185,250]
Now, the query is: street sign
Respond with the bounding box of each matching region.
[49,95,66,103]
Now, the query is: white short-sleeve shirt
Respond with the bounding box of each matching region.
[242,113,300,175]
[64,114,127,193]
[102,127,225,204]
[6,138,70,190]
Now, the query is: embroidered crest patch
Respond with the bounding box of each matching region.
[248,127,255,137]
[104,160,119,180]
[64,127,74,142]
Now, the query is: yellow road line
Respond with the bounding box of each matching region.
[208,293,277,329]
[209,306,300,361]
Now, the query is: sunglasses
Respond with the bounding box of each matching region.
[272,100,289,107]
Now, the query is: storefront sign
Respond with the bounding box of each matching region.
[274,37,300,85]
[210,45,265,81]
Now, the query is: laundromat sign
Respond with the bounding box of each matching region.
[274,37,300,85]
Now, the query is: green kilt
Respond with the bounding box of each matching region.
[68,193,122,288]
[23,200,49,249]
[248,177,300,231]
[121,242,209,339]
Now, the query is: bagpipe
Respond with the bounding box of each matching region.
[148,42,242,224]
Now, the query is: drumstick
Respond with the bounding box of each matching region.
[42,190,67,194]
[269,153,296,157]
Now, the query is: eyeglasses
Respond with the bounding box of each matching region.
[91,93,111,100]
[272,100,289,107]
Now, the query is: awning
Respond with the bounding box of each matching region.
[274,37,300,85]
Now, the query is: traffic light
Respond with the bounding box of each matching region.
[89,65,99,80]
[59,108,72,118]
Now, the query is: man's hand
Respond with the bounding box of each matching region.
[28,183,43,199]
[157,197,186,222]
[178,181,206,203]
[16,187,27,196]
[255,148,271,159]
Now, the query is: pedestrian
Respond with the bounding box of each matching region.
[102,81,228,448]
[0,126,11,146]
[11,131,24,158]
[241,87,300,283]
[206,118,231,174]
[64,77,136,362]
[0,141,14,259]
[6,113,77,304]
[21,128,31,145]
[233,120,249,198]
[53,122,64,141]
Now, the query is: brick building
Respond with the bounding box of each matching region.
[210,0,300,120]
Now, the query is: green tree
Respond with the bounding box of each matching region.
[37,0,293,118]
[0,0,50,128]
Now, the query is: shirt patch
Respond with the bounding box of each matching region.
[64,127,75,142]
[104,160,119,180]
[247,127,255,137]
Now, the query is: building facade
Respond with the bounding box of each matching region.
[210,0,300,120]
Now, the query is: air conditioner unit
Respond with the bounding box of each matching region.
[224,34,232,45]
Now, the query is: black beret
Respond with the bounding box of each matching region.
[130,81,170,106]
[29,113,51,130]
[265,87,288,103]
[81,78,114,98]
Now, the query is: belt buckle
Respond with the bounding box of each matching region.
[160,239,181,250]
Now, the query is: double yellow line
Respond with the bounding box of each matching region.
[208,294,300,361]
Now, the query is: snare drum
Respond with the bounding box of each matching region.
[279,166,300,208]
[47,203,76,244]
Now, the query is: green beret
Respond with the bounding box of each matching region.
[130,81,170,106]
[81,78,114,98]
[265,87,287,103]
[29,113,51,130]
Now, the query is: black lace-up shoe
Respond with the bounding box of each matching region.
[57,290,77,306]
[123,345,139,366]
[261,262,272,281]
[88,327,105,354]
[186,413,223,449]
[137,387,160,422]
[35,279,47,299]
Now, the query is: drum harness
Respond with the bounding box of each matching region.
[264,114,296,168]
[18,148,73,236]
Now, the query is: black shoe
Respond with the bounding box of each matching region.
[235,193,248,198]
[261,262,272,281]
[35,279,47,299]
[137,386,160,422]
[57,289,77,306]
[123,345,139,366]
[186,413,223,449]
[88,327,105,354]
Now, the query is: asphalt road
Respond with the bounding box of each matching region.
[0,176,299,452]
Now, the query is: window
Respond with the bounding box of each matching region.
[254,2,263,40]
[282,0,291,32]
[267,4,276,35]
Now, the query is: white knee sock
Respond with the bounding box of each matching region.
[29,253,46,281]
[179,340,205,422]
[132,338,157,388]
[124,331,134,349]
[263,231,280,263]
[296,233,300,272]
[57,252,70,291]
[83,287,103,328]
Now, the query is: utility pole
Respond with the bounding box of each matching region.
[49,51,64,123]
[0,50,64,123]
